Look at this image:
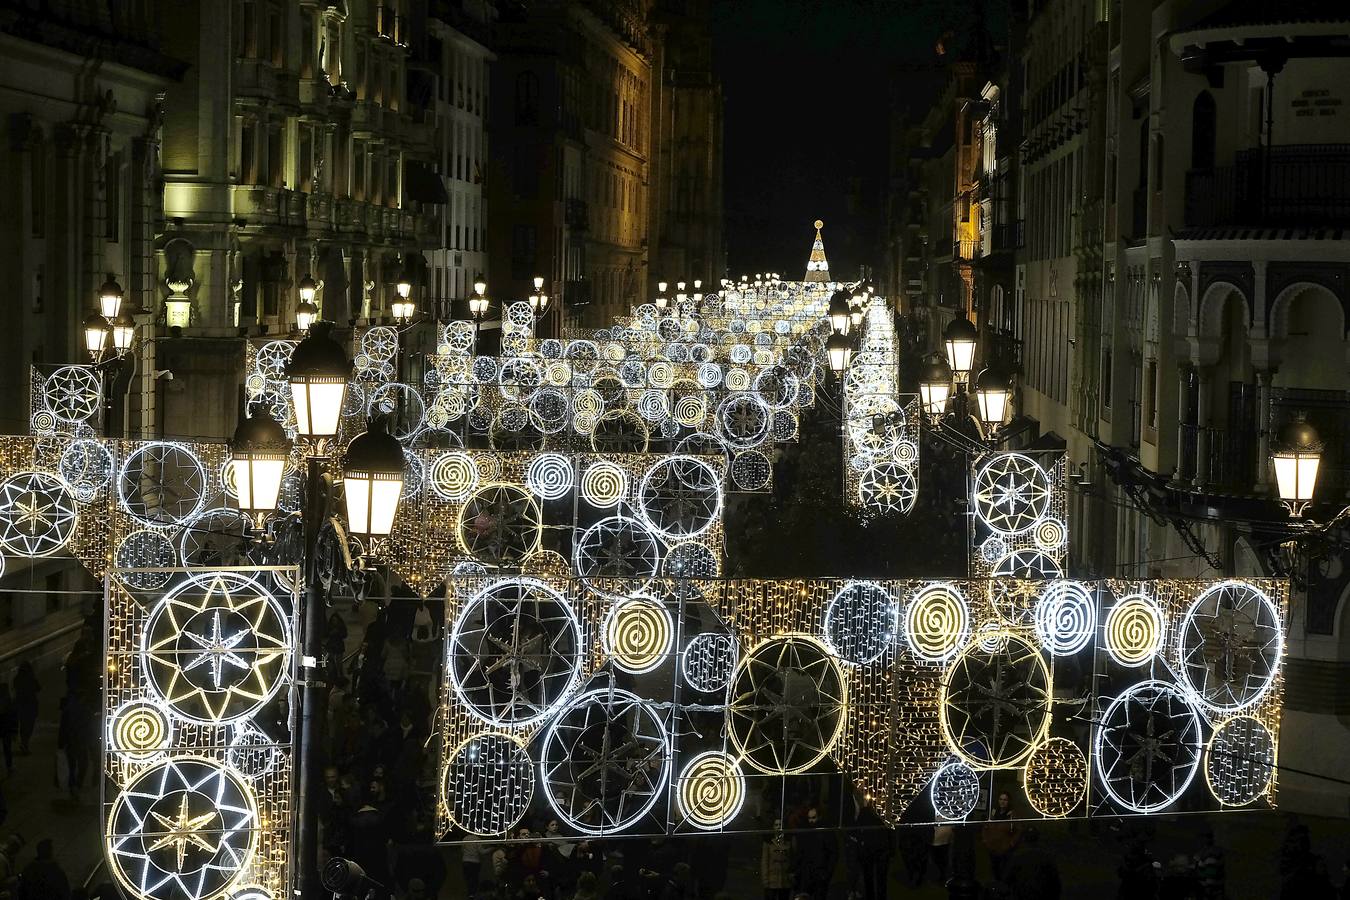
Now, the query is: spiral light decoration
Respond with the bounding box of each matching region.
[581,462,627,508]
[430,451,480,501]
[526,453,573,501]
[905,583,970,663]
[673,394,707,427]
[108,700,172,763]
[1033,581,1096,656]
[1104,593,1165,667]
[676,751,746,830]
[603,596,673,674]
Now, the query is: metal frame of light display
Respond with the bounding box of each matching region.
[436,573,1284,841]
[843,303,920,516]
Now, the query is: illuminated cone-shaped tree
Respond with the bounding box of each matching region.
[804,218,830,282]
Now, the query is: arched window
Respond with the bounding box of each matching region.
[1191,91,1217,171]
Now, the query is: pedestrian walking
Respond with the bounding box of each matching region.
[17,838,70,900]
[762,821,794,900]
[12,662,39,755]
[0,684,17,773]
[794,807,837,900]
[981,791,1022,883]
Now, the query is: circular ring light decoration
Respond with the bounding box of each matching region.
[44,365,103,423]
[717,394,772,449]
[1095,680,1203,813]
[1033,517,1067,552]
[979,537,1008,564]
[573,515,663,596]
[114,530,179,591]
[107,700,173,764]
[253,340,295,381]
[673,393,708,428]
[30,410,56,434]
[991,549,1062,580]
[664,541,720,580]
[1032,580,1097,656]
[226,721,282,781]
[118,442,209,528]
[677,751,746,830]
[931,760,981,821]
[638,456,723,540]
[360,325,400,362]
[730,450,772,491]
[526,453,573,501]
[858,462,918,514]
[142,572,292,725]
[727,634,847,775]
[444,732,535,836]
[106,756,258,900]
[456,484,543,568]
[581,462,628,508]
[448,578,583,727]
[905,583,971,664]
[430,451,480,502]
[1104,593,1166,667]
[1022,737,1088,818]
[603,595,674,674]
[591,409,650,454]
[539,687,671,835]
[1177,581,1283,713]
[228,887,274,900]
[682,632,738,694]
[0,471,79,558]
[940,633,1052,769]
[59,438,114,500]
[823,581,898,666]
[972,453,1053,536]
[1204,715,1276,807]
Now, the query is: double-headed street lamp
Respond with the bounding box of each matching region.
[84,275,137,363]
[920,315,1012,444]
[528,275,551,317]
[229,320,407,896]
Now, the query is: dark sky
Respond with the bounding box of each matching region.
[712,0,995,279]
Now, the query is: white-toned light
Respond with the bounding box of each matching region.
[289,377,346,438]
[343,468,403,537]
[229,454,286,515]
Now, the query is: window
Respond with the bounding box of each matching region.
[241,120,257,183]
[30,147,45,238]
[511,224,537,280]
[515,72,540,126]
[1191,91,1217,171]
[105,152,121,242]
[1145,358,1158,427]
[1101,349,1112,409]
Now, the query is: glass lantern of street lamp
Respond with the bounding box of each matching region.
[974,366,1012,428]
[943,315,978,380]
[470,278,488,319]
[296,299,319,333]
[919,355,953,417]
[285,320,351,439]
[395,270,413,302]
[112,312,136,357]
[391,296,415,323]
[849,304,864,329]
[229,405,293,517]
[827,290,852,336]
[83,313,109,361]
[826,331,852,373]
[1272,415,1322,516]
[298,274,318,305]
[342,418,405,537]
[654,292,669,311]
[98,274,124,319]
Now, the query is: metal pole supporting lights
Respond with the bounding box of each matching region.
[286,320,351,441]
[1272,415,1322,517]
[228,405,294,528]
[827,289,852,336]
[919,354,954,417]
[942,314,979,382]
[342,417,406,538]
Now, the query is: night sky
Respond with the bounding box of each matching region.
[712,0,996,279]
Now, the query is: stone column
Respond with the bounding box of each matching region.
[1256,368,1274,490]
[1194,365,1213,488]
[1176,361,1193,480]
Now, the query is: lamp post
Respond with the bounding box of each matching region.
[1272,416,1322,518]
[943,315,978,383]
[469,276,489,333]
[826,331,852,374]
[83,313,110,362]
[655,281,669,312]
[99,274,124,319]
[919,354,954,418]
[229,405,294,531]
[974,366,1012,436]
[827,290,852,336]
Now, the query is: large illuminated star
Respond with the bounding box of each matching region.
[147,794,218,871]
[13,491,53,534]
[182,611,250,689]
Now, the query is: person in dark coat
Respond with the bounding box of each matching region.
[12,662,39,754]
[348,788,392,885]
[18,838,70,900]
[1003,829,1060,900]
[793,807,837,900]
[0,684,17,773]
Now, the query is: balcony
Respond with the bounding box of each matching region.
[1184,144,1350,229]
[957,238,979,260]
[991,220,1024,253]
[233,186,308,231]
[564,279,592,307]
[235,59,300,107]
[565,198,589,231]
[1179,425,1257,490]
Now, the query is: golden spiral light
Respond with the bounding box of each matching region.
[573,388,603,416]
[677,751,745,830]
[725,369,750,391]
[430,451,480,501]
[905,583,970,663]
[581,462,627,508]
[673,394,707,427]
[1033,517,1067,551]
[1022,737,1088,818]
[603,596,673,674]
[648,361,675,388]
[108,700,172,763]
[1104,594,1165,667]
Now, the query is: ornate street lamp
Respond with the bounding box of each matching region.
[285,321,351,440]
[919,354,953,417]
[827,290,852,336]
[99,274,124,319]
[295,300,319,334]
[469,277,489,321]
[826,331,852,373]
[974,366,1012,430]
[342,418,406,537]
[529,276,550,315]
[1272,416,1322,517]
[391,296,415,324]
[655,280,669,311]
[111,312,136,358]
[943,315,978,381]
[229,406,294,522]
[83,313,109,361]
